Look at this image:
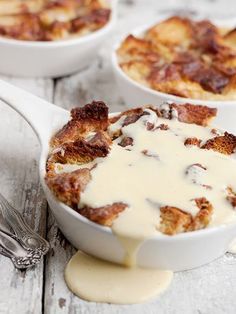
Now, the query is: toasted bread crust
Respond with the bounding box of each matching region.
[201,132,236,154]
[46,168,91,208]
[48,131,111,170]
[51,101,109,148]
[159,206,192,235]
[71,101,109,123]
[117,16,236,100]
[76,203,127,226]
[171,103,217,126]
[160,197,213,235]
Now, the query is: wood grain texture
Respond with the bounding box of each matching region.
[1,0,236,313]
[0,77,53,314]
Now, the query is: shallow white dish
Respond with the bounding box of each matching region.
[0,0,116,78]
[112,17,236,133]
[1,79,236,271]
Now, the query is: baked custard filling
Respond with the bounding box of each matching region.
[117,16,236,100]
[45,101,236,303]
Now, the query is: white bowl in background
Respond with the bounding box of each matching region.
[0,0,116,78]
[112,18,236,133]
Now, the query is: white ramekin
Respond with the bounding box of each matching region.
[112,17,236,133]
[0,0,116,78]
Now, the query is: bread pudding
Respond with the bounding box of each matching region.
[117,16,236,101]
[0,0,111,41]
[45,101,236,236]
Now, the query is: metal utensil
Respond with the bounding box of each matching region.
[0,193,49,269]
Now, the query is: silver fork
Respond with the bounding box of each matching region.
[0,193,49,269]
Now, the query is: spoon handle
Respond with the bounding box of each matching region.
[0,193,50,269]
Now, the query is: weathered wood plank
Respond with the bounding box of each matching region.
[0,77,53,314]
[1,0,236,313]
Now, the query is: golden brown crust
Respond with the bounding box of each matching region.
[0,0,111,41]
[159,206,192,235]
[76,203,127,226]
[49,131,111,165]
[160,197,213,235]
[157,103,217,126]
[146,16,193,48]
[171,103,217,126]
[70,100,109,122]
[51,101,109,148]
[117,34,156,63]
[46,168,91,208]
[201,132,236,154]
[117,16,236,100]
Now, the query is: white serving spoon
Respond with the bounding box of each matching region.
[0,79,236,271]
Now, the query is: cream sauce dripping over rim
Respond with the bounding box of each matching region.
[64,107,236,304]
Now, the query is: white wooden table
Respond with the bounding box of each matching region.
[1,1,236,313]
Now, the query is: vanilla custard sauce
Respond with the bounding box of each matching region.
[65,109,236,303]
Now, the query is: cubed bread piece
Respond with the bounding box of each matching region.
[160,197,213,235]
[146,16,193,47]
[201,132,236,154]
[49,131,111,165]
[77,203,127,226]
[120,60,151,87]
[51,101,109,148]
[159,206,192,235]
[189,197,213,231]
[171,103,217,126]
[46,168,91,208]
